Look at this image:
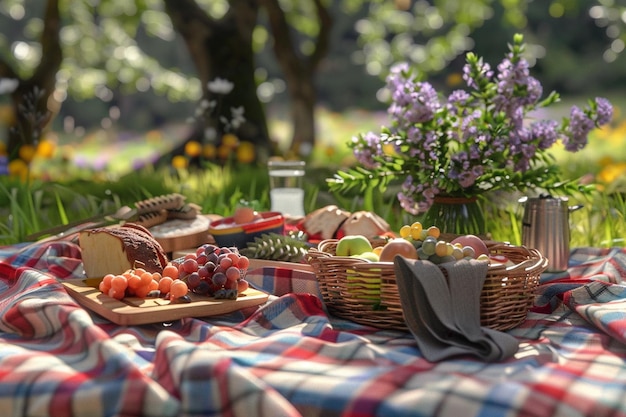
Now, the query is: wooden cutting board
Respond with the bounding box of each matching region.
[62,278,269,326]
[150,216,213,254]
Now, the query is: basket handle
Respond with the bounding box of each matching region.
[526,247,550,271]
[489,242,530,254]
[317,239,339,255]
[306,248,332,260]
[487,243,548,272]
[503,247,548,272]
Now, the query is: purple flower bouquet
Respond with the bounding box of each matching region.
[330,34,614,215]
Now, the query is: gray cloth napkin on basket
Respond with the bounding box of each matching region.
[393,257,519,362]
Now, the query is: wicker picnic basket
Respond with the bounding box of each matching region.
[306,238,548,332]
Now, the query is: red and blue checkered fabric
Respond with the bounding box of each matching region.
[1,238,626,416]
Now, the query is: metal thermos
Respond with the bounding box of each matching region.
[520,195,582,273]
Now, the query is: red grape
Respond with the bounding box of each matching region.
[212,272,227,286]
[187,272,201,289]
[197,265,211,279]
[237,279,249,294]
[206,252,219,264]
[223,279,237,290]
[219,256,233,269]
[196,254,208,266]
[237,255,250,269]
[225,266,241,281]
[182,258,199,274]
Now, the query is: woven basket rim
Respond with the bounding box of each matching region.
[311,238,547,272]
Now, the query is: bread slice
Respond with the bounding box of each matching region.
[79,223,168,278]
[338,211,391,239]
[302,205,350,240]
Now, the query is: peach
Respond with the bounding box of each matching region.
[450,234,489,258]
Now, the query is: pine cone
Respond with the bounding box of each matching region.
[240,232,310,263]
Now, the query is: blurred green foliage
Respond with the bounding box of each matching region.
[0,0,625,248]
[1,0,624,135]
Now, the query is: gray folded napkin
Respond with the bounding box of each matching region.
[394,257,519,362]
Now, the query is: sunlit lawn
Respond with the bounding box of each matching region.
[30,102,626,185]
[3,100,626,247]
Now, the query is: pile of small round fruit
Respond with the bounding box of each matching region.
[174,243,250,300]
[334,221,492,265]
[98,243,251,302]
[398,222,490,264]
[99,266,189,302]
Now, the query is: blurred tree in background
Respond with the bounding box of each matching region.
[164,0,271,157]
[0,0,60,160]
[0,0,624,164]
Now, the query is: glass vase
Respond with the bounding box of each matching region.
[420,195,486,236]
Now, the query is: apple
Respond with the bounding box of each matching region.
[346,267,381,302]
[450,234,490,258]
[351,251,380,262]
[336,235,373,256]
[379,238,419,262]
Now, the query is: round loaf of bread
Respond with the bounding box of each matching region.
[79,223,168,278]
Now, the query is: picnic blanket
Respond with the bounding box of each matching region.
[1,239,626,417]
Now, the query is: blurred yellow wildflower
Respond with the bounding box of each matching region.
[36,138,56,159]
[18,144,36,163]
[184,140,202,157]
[8,158,29,181]
[222,133,239,148]
[598,161,626,184]
[446,72,463,88]
[609,121,626,144]
[171,155,188,169]
[203,143,217,159]
[236,141,255,163]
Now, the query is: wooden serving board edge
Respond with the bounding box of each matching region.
[62,279,269,326]
[155,229,211,253]
[247,258,314,273]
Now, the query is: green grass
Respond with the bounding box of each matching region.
[1,162,624,248]
[1,105,625,248]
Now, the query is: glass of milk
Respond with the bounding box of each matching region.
[268,160,305,217]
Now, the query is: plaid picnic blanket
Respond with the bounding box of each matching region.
[1,238,626,417]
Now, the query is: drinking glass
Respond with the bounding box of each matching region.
[268,160,305,217]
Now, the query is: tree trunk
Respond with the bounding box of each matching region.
[164,0,270,160]
[261,0,332,156]
[1,0,62,160]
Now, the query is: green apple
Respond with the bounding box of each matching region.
[351,251,380,262]
[336,235,373,256]
[346,268,381,302]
